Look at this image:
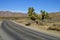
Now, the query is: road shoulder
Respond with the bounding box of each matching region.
[12,21,60,38]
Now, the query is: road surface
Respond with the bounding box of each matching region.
[0,21,15,40]
[1,20,60,40]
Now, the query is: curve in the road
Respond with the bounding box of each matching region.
[1,21,60,40]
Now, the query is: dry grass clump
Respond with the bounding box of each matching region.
[48,23,60,31]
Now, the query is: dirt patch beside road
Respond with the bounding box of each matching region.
[13,20,60,38]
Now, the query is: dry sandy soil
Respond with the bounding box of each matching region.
[12,19,60,37]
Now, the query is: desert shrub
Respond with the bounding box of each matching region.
[48,26,56,30]
[48,23,60,31]
[56,27,60,31]
[30,16,36,21]
[56,24,60,31]
[35,21,38,24]
[25,22,31,26]
[53,24,57,26]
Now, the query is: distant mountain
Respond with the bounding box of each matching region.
[49,12,60,19]
[0,11,60,19]
[0,11,28,17]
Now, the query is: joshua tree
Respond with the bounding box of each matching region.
[45,12,49,19]
[28,7,36,21]
[41,10,45,21]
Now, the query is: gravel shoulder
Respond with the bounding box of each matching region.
[12,21,60,38]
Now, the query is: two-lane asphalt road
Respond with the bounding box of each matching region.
[1,21,60,40]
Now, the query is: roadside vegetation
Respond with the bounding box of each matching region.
[16,7,60,31]
[0,7,60,31]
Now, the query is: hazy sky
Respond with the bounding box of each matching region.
[0,0,60,13]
